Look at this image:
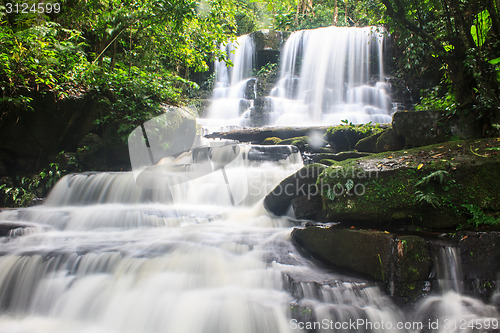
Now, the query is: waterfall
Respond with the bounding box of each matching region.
[203,26,394,130]
[412,246,499,332]
[0,141,409,333]
[205,35,256,129]
[269,26,392,126]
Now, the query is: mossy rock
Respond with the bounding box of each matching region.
[279,136,309,150]
[264,163,327,216]
[261,137,282,145]
[325,125,383,152]
[318,138,500,229]
[292,226,432,300]
[355,132,383,153]
[375,128,404,152]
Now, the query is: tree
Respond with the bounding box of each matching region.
[381,0,500,128]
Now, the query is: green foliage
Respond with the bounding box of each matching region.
[414,170,454,208]
[415,87,456,113]
[381,0,500,121]
[0,163,64,207]
[461,204,499,229]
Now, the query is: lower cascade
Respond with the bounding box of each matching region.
[0,143,499,333]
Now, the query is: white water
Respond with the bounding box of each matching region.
[203,26,394,130]
[270,26,392,126]
[205,35,256,130]
[412,246,499,332]
[0,145,498,332]
[0,144,403,333]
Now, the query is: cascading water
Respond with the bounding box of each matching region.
[203,26,394,129]
[204,35,256,129]
[1,140,498,332]
[412,246,499,332]
[269,26,392,126]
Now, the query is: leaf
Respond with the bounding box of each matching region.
[417,164,423,170]
[345,179,354,192]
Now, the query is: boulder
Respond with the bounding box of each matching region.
[250,30,290,70]
[264,164,326,216]
[354,132,382,153]
[392,110,483,148]
[292,226,432,301]
[318,138,500,229]
[375,128,405,152]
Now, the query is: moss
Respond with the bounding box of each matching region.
[279,136,309,150]
[261,137,282,145]
[317,137,500,229]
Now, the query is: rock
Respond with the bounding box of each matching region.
[279,136,309,151]
[312,151,371,163]
[250,30,290,70]
[292,226,432,300]
[392,110,482,147]
[355,132,383,153]
[375,128,404,152]
[251,97,273,126]
[264,164,326,216]
[0,221,36,237]
[128,105,197,173]
[450,231,500,297]
[324,127,366,151]
[324,125,384,152]
[318,138,500,229]
[206,127,330,143]
[261,137,282,145]
[291,195,323,220]
[265,137,500,230]
[76,133,106,170]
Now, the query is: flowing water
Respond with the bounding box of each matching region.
[269,26,392,126]
[0,143,498,332]
[203,26,394,130]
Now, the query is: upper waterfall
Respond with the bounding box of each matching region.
[270,26,392,125]
[203,26,393,129]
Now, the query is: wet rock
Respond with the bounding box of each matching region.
[324,127,367,152]
[318,138,500,229]
[261,137,282,145]
[291,195,323,220]
[264,164,326,216]
[312,151,371,163]
[206,127,329,143]
[250,30,290,69]
[292,226,432,301]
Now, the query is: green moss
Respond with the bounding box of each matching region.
[279,136,309,149]
[316,138,500,229]
[261,137,282,145]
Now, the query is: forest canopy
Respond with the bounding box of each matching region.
[0,0,499,128]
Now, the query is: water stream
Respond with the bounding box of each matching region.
[0,144,498,332]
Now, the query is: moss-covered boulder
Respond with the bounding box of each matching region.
[261,137,283,145]
[392,110,483,148]
[355,132,383,153]
[375,128,404,152]
[279,136,309,150]
[324,124,384,152]
[318,138,500,229]
[292,226,432,300]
